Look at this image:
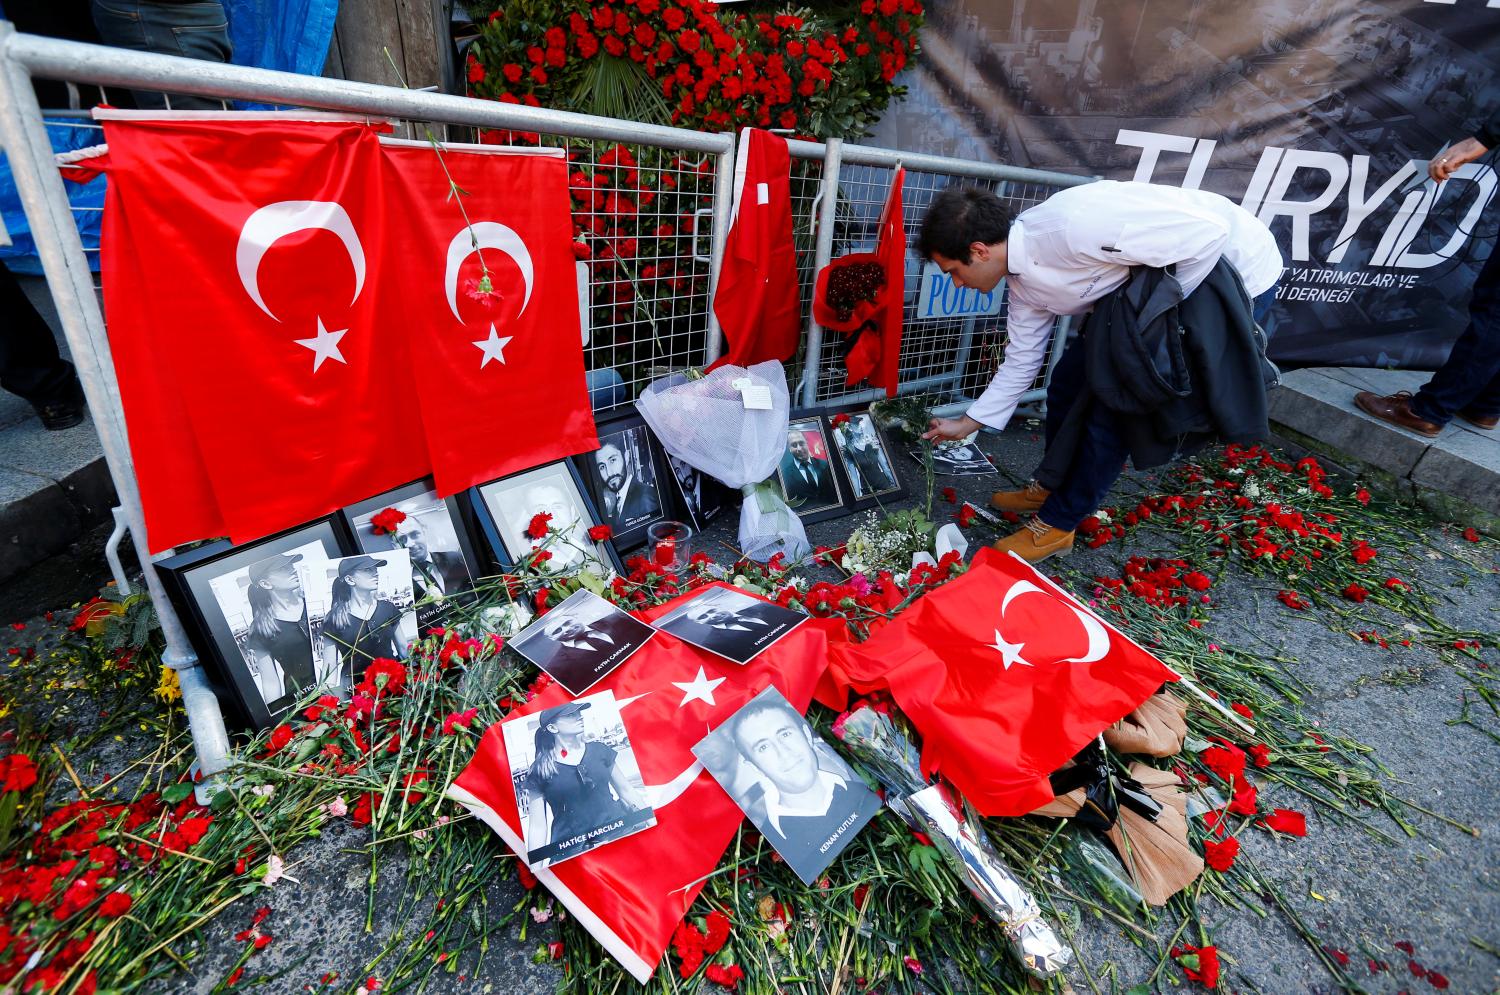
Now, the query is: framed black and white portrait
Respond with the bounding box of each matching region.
[575,415,669,550]
[153,519,350,730]
[692,686,879,885]
[828,407,905,507]
[471,461,623,577]
[664,452,732,532]
[775,414,847,524]
[654,585,806,666]
[299,551,420,696]
[343,480,483,629]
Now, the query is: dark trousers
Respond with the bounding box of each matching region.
[1037,288,1277,532]
[1410,245,1500,426]
[0,265,77,405]
[90,0,232,110]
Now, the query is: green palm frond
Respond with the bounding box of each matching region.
[571,55,671,126]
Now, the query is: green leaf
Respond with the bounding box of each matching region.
[162,782,195,804]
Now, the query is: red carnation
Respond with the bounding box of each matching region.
[1203,836,1239,872]
[358,658,407,698]
[588,524,613,541]
[99,891,133,917]
[1342,583,1369,603]
[370,508,407,535]
[956,504,976,527]
[1463,526,1480,542]
[0,753,38,792]
[1183,571,1212,591]
[527,512,553,539]
[1173,944,1220,988]
[705,963,744,988]
[265,726,294,755]
[830,412,851,428]
[941,487,957,504]
[1277,589,1309,610]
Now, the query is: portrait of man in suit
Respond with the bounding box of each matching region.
[594,428,664,532]
[834,414,898,498]
[657,587,806,665]
[778,425,839,510]
[396,513,471,602]
[509,589,656,694]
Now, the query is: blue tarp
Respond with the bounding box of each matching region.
[0,0,341,272]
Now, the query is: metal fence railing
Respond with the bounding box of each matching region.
[0,23,1093,787]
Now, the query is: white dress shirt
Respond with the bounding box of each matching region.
[966,181,1284,431]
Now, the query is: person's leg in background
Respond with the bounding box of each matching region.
[90,0,232,110]
[989,326,1085,516]
[1357,245,1500,435]
[0,264,86,430]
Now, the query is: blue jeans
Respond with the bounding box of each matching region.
[91,0,232,110]
[1037,287,1277,532]
[1409,246,1500,426]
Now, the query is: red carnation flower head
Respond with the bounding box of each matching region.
[1341,582,1369,603]
[358,658,408,698]
[588,524,613,541]
[1173,944,1220,988]
[527,512,553,540]
[1203,836,1239,872]
[370,508,407,535]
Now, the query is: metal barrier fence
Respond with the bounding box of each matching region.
[0,24,1090,789]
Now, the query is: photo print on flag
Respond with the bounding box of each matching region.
[204,539,329,714]
[298,551,418,697]
[693,686,880,886]
[912,442,998,476]
[509,590,656,696]
[500,690,657,869]
[655,586,806,666]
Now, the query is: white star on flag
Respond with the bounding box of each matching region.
[671,666,726,708]
[295,317,348,371]
[989,629,1033,671]
[473,324,513,368]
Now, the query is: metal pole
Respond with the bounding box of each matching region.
[799,137,842,407]
[702,130,735,366]
[0,23,233,791]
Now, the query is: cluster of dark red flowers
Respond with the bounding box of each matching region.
[0,786,213,991]
[1093,557,1212,611]
[469,0,921,134]
[671,909,739,984]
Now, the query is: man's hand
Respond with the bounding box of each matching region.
[922,414,982,443]
[1430,136,1490,182]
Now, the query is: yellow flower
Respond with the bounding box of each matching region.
[155,666,182,703]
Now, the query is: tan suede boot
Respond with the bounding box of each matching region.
[992,516,1076,563]
[989,479,1050,513]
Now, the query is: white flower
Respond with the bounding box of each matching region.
[261,853,298,887]
[1243,478,1262,501]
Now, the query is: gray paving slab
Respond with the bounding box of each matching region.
[1270,366,1500,532]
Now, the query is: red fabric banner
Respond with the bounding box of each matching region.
[382,142,597,492]
[825,548,1177,816]
[707,128,801,371]
[448,583,829,982]
[844,166,905,395]
[98,116,430,550]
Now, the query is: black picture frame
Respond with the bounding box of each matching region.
[824,404,907,510]
[572,412,673,551]
[660,448,735,534]
[774,412,851,525]
[340,479,485,630]
[469,460,625,577]
[153,518,351,732]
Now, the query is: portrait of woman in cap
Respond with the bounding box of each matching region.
[315,554,412,692]
[243,550,314,706]
[520,699,650,867]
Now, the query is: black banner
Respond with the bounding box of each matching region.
[873,0,1500,370]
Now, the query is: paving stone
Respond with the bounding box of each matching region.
[1267,369,1431,477]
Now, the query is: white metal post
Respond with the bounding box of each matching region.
[0,22,234,791]
[702,130,735,366]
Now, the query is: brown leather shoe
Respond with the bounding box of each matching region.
[991,479,1050,513]
[992,516,1075,563]
[1457,408,1499,430]
[1354,391,1440,438]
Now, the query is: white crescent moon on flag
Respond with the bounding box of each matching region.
[615,692,704,808]
[236,201,365,321]
[999,580,1111,665]
[445,221,534,322]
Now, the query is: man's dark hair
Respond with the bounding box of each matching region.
[917,186,1014,264]
[730,697,806,756]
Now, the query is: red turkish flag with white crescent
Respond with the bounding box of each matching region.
[448,583,829,982]
[707,128,802,370]
[843,166,905,395]
[825,548,1177,816]
[97,113,430,550]
[382,142,597,492]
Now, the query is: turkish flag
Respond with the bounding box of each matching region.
[707,128,801,371]
[844,167,906,395]
[448,583,829,982]
[825,548,1177,816]
[382,142,597,492]
[97,113,430,550]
